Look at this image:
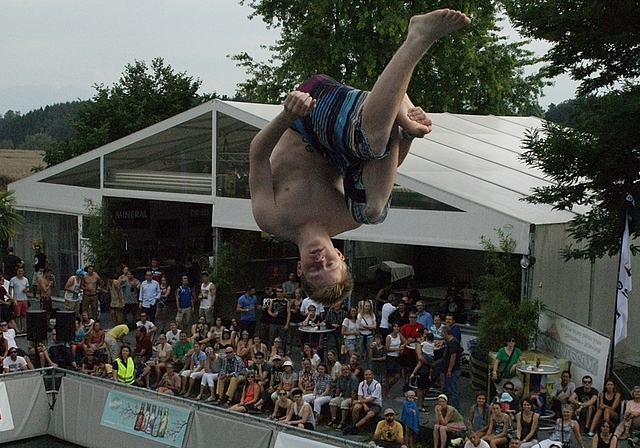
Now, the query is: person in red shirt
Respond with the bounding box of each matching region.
[400,312,424,389]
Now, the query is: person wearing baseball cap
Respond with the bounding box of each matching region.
[370,407,407,448]
[63,268,86,314]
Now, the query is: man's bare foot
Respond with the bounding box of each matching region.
[398,106,433,138]
[408,9,471,49]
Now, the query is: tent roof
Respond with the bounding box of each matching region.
[9,99,580,253]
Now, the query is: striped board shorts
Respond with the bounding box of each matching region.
[290,74,391,224]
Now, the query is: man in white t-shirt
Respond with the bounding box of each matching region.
[3,347,29,372]
[136,312,157,340]
[464,430,491,448]
[198,271,216,325]
[379,295,398,339]
[9,267,30,336]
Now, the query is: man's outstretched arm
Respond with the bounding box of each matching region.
[249,91,316,207]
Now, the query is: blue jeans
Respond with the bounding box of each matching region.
[444,369,461,411]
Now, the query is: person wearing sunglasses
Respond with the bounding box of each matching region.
[492,336,524,397]
[568,375,598,433]
[3,347,29,373]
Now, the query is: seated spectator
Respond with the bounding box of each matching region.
[588,379,621,437]
[209,317,226,346]
[249,350,271,392]
[92,353,112,378]
[171,331,194,371]
[191,316,209,340]
[349,352,364,382]
[70,319,87,362]
[180,341,206,396]
[196,347,222,402]
[268,337,283,362]
[434,394,466,448]
[568,375,598,433]
[500,381,521,417]
[191,320,210,347]
[81,347,99,374]
[531,404,585,448]
[229,371,262,413]
[465,430,491,448]
[80,311,95,333]
[266,355,287,403]
[136,312,157,341]
[330,364,359,429]
[344,369,383,435]
[215,344,247,405]
[370,408,408,448]
[591,421,617,448]
[133,352,151,388]
[326,349,342,382]
[165,320,181,345]
[483,402,511,448]
[298,358,316,396]
[302,342,321,369]
[613,385,640,440]
[32,341,57,368]
[86,320,106,359]
[283,388,316,430]
[112,345,135,384]
[468,392,491,437]
[3,347,29,372]
[236,330,253,366]
[550,370,576,419]
[302,363,333,425]
[271,386,293,421]
[516,398,540,448]
[135,326,153,361]
[149,334,172,386]
[156,362,181,395]
[250,335,268,365]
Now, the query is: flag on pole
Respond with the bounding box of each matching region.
[615,212,632,345]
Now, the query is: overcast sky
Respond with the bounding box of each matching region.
[0,0,578,116]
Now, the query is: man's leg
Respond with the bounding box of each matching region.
[361,9,470,155]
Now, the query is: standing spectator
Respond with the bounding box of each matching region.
[282,273,299,298]
[63,269,85,315]
[198,271,215,325]
[324,300,347,355]
[358,300,377,362]
[105,323,129,362]
[286,288,305,354]
[156,276,171,334]
[175,276,193,331]
[138,270,161,323]
[105,272,125,325]
[345,369,383,435]
[379,294,398,339]
[258,285,275,345]
[269,287,288,347]
[237,286,259,336]
[440,325,462,411]
[9,267,29,336]
[401,391,420,448]
[31,244,48,298]
[445,313,462,343]
[2,247,22,281]
[121,270,140,326]
[415,300,433,331]
[81,265,102,320]
[342,306,360,358]
[37,268,55,321]
[388,301,410,328]
[400,311,423,388]
[149,258,164,283]
[385,323,406,397]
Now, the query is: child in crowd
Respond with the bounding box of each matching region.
[401,390,420,448]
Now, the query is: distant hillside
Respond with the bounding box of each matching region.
[0,149,44,190]
[0,101,85,149]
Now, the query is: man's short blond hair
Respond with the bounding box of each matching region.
[300,259,353,307]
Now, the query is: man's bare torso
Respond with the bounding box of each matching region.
[252,129,360,241]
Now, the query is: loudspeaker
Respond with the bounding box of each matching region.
[55,311,76,342]
[27,310,48,342]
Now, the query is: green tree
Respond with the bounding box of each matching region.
[0,190,25,242]
[233,0,545,115]
[503,0,640,260]
[82,199,126,277]
[476,230,541,353]
[44,58,214,167]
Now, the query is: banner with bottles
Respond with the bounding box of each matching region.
[100,390,190,447]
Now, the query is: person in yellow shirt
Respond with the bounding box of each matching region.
[371,408,407,448]
[105,323,129,362]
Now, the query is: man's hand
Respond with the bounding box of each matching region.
[283,91,316,119]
